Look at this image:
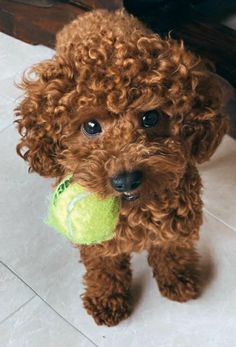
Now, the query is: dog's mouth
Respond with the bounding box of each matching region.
[122,192,139,201]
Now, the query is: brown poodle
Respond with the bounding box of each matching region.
[16,9,227,327]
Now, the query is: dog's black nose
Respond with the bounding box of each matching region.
[111,171,143,192]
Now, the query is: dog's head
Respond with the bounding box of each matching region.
[16,9,227,204]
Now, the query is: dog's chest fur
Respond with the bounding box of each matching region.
[98,166,203,255]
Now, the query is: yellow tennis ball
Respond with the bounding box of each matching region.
[45,176,120,245]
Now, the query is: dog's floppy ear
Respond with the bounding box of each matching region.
[16,58,75,177]
[182,71,228,164]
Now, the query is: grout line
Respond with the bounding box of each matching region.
[0,261,98,347]
[0,295,36,325]
[0,123,14,134]
[203,207,236,232]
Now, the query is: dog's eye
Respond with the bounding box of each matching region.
[141,110,161,128]
[82,119,102,136]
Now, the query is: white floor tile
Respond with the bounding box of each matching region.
[0,77,22,132]
[0,33,54,131]
[0,263,35,323]
[0,77,23,105]
[0,33,54,80]
[0,296,95,347]
[0,103,14,133]
[199,135,236,230]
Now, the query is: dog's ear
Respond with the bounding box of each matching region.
[181,71,228,164]
[16,58,75,177]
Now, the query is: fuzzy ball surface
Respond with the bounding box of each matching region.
[46,176,120,245]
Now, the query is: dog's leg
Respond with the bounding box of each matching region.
[147,243,200,302]
[80,247,132,326]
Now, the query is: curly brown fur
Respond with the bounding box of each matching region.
[80,248,132,326]
[148,243,200,302]
[16,9,228,326]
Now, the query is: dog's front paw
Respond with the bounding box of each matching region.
[82,292,132,326]
[158,269,200,302]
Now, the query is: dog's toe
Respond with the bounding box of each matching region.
[158,270,200,302]
[82,292,132,326]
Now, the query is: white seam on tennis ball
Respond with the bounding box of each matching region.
[66,192,91,239]
[67,192,91,212]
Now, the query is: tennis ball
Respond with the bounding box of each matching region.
[45,176,120,245]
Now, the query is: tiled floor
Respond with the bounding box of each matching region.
[0,32,236,347]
